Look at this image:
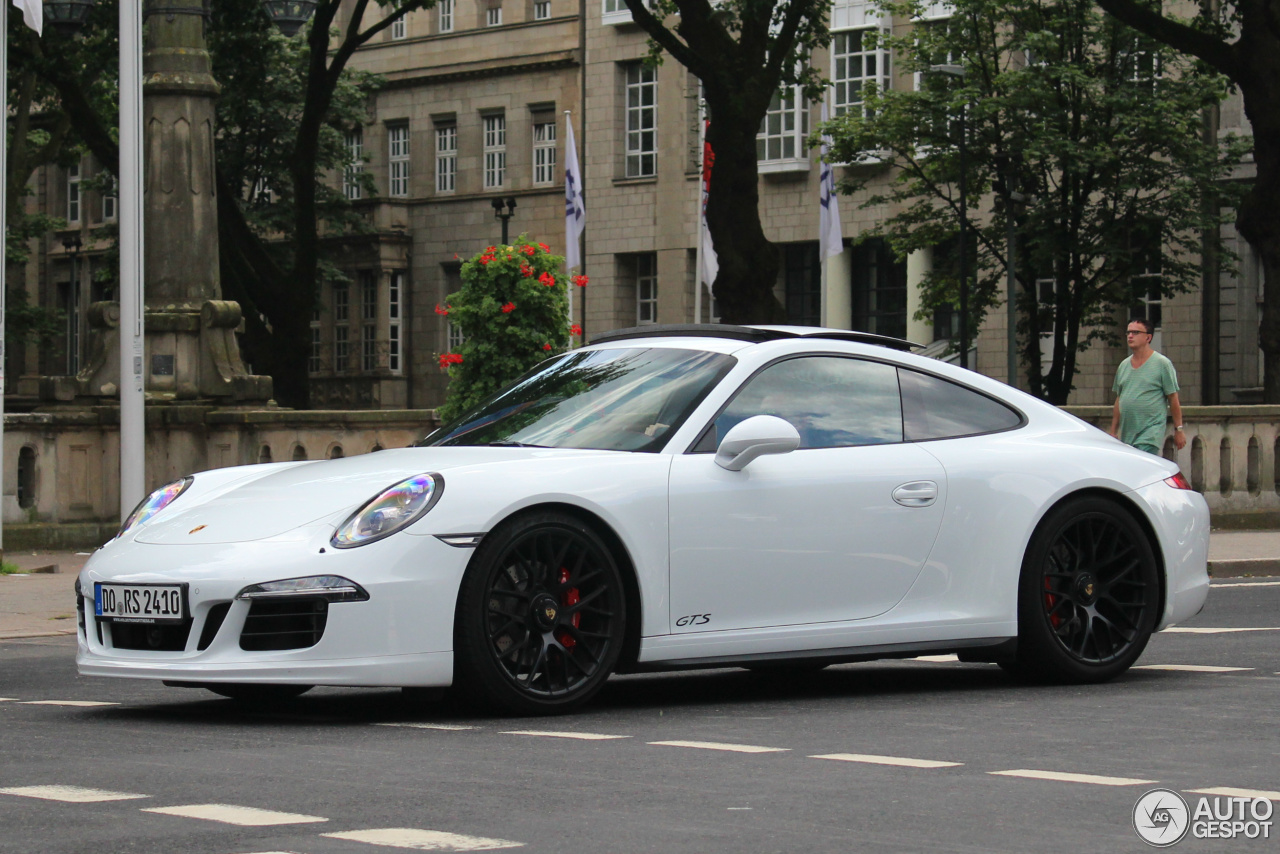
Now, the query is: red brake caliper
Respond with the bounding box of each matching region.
[557,568,581,649]
[1044,578,1062,629]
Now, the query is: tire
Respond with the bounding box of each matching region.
[453,511,627,715]
[203,684,313,702]
[1008,496,1160,683]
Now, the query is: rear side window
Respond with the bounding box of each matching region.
[899,368,1022,441]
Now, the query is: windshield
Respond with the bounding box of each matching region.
[423,347,736,452]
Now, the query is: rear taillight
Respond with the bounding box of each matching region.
[1164,472,1192,490]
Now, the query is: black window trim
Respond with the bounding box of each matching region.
[685,352,1027,454]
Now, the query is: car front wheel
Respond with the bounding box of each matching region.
[1008,496,1160,683]
[454,512,627,715]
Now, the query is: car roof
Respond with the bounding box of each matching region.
[587,324,920,351]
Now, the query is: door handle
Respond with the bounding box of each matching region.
[892,481,938,507]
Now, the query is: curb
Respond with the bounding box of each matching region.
[1209,559,1280,578]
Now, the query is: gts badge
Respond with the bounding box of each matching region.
[676,614,711,627]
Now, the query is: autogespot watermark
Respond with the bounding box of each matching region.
[1133,789,1274,847]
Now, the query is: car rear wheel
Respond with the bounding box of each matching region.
[454,512,627,715]
[1008,496,1160,683]
[202,684,312,702]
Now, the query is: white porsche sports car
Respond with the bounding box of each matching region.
[76,325,1209,714]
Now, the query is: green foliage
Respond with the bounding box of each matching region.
[5,287,64,354]
[824,0,1247,401]
[438,234,578,423]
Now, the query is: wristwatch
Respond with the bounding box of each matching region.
[1174,425,1184,431]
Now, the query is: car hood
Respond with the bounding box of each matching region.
[131,446,617,545]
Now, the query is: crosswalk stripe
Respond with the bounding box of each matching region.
[141,804,328,826]
[1161,627,1280,634]
[1211,581,1280,588]
[1134,664,1254,673]
[911,654,960,663]
[0,698,17,702]
[376,723,478,731]
[20,700,119,707]
[1187,786,1280,802]
[648,740,789,754]
[989,769,1155,786]
[323,828,523,850]
[500,730,629,741]
[811,753,962,769]
[0,785,149,803]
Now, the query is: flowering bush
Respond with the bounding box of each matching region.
[437,234,574,422]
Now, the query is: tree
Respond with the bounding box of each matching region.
[1093,0,1276,401]
[824,0,1244,402]
[622,0,831,323]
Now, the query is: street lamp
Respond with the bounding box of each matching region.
[931,64,970,370]
[43,0,96,35]
[262,0,319,36]
[492,196,517,245]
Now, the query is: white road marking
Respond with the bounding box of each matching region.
[500,730,630,741]
[376,723,478,731]
[1161,627,1280,634]
[1211,581,1280,588]
[1134,664,1254,673]
[648,740,789,754]
[726,807,753,811]
[141,804,328,826]
[0,698,17,702]
[811,753,962,769]
[322,828,523,850]
[0,785,148,803]
[911,654,960,663]
[20,700,119,707]
[989,769,1156,786]
[1188,787,1280,802]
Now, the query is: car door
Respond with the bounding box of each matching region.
[667,355,947,633]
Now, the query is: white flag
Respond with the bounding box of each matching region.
[699,122,718,293]
[564,116,585,270]
[12,0,42,34]
[819,103,843,261]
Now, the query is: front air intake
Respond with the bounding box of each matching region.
[239,596,328,651]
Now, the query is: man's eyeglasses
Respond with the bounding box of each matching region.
[1126,329,1150,336]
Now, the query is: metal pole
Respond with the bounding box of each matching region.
[119,0,145,520]
[958,105,968,371]
[694,104,706,324]
[1,0,8,560]
[1007,191,1017,388]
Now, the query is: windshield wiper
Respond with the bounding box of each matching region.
[487,440,547,448]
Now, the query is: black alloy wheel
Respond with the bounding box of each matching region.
[454,512,627,714]
[1009,496,1160,683]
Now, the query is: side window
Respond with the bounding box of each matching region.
[899,368,1021,440]
[710,356,903,450]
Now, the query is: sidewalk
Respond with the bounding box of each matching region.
[2,533,1279,641]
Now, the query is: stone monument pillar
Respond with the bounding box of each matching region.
[45,0,271,404]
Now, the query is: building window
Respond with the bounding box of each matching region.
[486,5,502,26]
[448,321,465,351]
[852,238,908,339]
[309,312,323,374]
[391,16,406,39]
[625,64,657,178]
[333,283,350,371]
[784,243,822,326]
[361,271,378,372]
[629,253,658,324]
[1131,238,1163,331]
[67,163,81,223]
[533,120,556,186]
[756,86,808,164]
[436,125,457,193]
[62,277,81,374]
[439,0,454,31]
[484,113,507,189]
[389,271,403,374]
[344,127,364,200]
[534,0,550,18]
[101,175,116,221]
[388,123,410,197]
[832,28,889,117]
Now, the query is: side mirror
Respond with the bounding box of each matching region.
[714,415,801,471]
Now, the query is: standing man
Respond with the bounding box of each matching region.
[1109,318,1186,455]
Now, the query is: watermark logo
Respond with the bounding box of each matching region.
[1133,790,1274,846]
[1134,789,1190,847]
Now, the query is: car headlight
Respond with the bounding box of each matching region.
[118,477,193,537]
[331,473,443,548]
[236,576,369,602]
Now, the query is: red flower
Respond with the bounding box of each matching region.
[543,343,552,351]
[572,274,589,288]
[502,302,516,313]
[538,242,550,252]
[484,246,496,253]
[438,352,464,369]
[538,272,556,287]
[434,303,450,316]
[521,245,536,256]
[479,256,491,266]
[570,324,582,336]
[520,264,533,277]
[453,253,459,260]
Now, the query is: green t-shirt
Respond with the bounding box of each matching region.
[1112,351,1179,451]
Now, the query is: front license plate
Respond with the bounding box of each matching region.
[94,583,187,623]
